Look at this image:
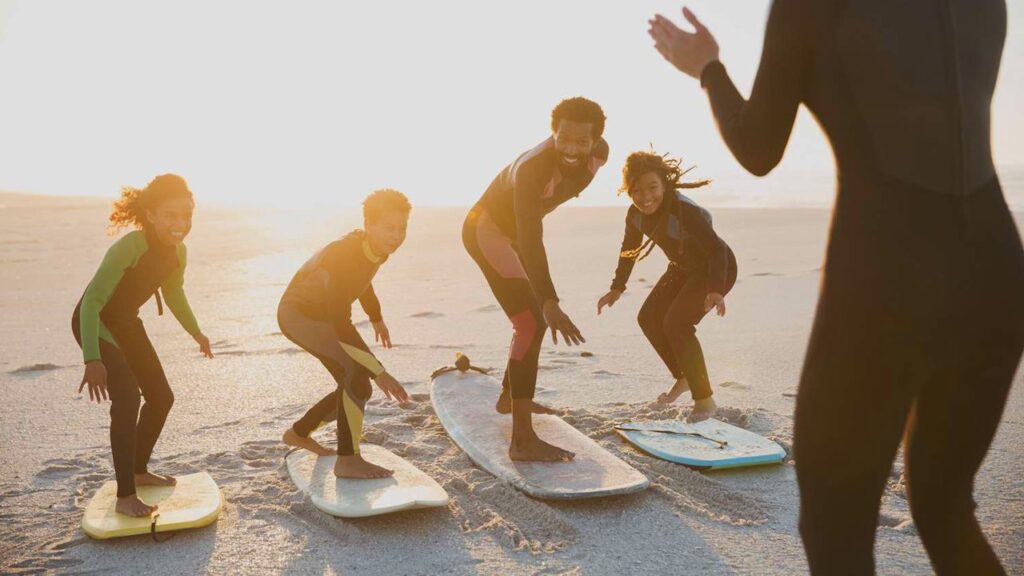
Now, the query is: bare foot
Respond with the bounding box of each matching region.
[509,436,575,462]
[134,471,177,487]
[656,377,690,405]
[115,494,158,517]
[333,454,394,479]
[687,397,718,423]
[283,427,337,457]
[495,391,557,415]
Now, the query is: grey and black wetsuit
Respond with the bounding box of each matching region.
[610,190,737,401]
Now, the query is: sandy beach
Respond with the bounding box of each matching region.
[1,193,1022,575]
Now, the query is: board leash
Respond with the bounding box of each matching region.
[614,424,729,449]
[149,513,177,543]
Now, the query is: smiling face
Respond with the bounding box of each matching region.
[552,119,596,170]
[146,197,194,246]
[629,171,666,215]
[365,209,409,256]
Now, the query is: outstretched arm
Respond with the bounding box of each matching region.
[650,3,808,176]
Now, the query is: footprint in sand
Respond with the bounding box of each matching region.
[409,311,444,319]
[473,304,500,313]
[751,272,782,277]
[718,381,749,390]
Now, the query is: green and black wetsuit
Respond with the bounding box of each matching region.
[610,191,737,401]
[279,230,387,456]
[71,230,201,498]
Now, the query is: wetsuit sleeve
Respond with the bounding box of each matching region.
[700,0,808,176]
[610,209,643,292]
[161,244,202,337]
[323,243,386,378]
[358,283,383,323]
[679,204,729,294]
[78,234,144,363]
[513,161,559,304]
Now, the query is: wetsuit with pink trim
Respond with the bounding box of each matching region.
[610,190,737,401]
[278,230,387,456]
[463,136,609,399]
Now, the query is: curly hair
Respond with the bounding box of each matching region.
[618,151,711,262]
[551,97,606,138]
[619,150,710,196]
[363,188,412,224]
[108,174,193,233]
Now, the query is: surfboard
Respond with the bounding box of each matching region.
[615,419,786,470]
[286,444,448,518]
[81,471,222,540]
[431,370,649,500]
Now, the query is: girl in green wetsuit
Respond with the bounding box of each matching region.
[73,174,213,518]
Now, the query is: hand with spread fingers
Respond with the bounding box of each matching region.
[648,6,720,79]
[78,360,109,403]
[374,371,409,404]
[543,299,586,346]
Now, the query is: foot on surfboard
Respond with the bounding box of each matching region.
[509,436,576,462]
[334,455,394,479]
[495,392,558,415]
[283,427,338,457]
[687,397,718,423]
[115,494,158,517]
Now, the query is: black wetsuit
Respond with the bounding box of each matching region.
[611,191,737,400]
[699,1,1022,573]
[463,136,609,399]
[279,230,387,456]
[72,230,201,498]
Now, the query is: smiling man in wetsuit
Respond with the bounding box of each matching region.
[463,97,609,462]
[649,2,1023,575]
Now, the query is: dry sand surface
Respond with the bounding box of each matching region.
[1,194,1021,575]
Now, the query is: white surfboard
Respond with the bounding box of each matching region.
[431,370,649,500]
[81,471,222,540]
[615,419,786,470]
[286,444,449,518]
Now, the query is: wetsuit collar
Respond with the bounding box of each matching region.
[361,238,383,264]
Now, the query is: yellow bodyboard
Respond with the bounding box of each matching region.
[81,471,222,540]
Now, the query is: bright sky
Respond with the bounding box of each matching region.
[0,0,1021,207]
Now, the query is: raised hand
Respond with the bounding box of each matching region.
[648,6,720,79]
